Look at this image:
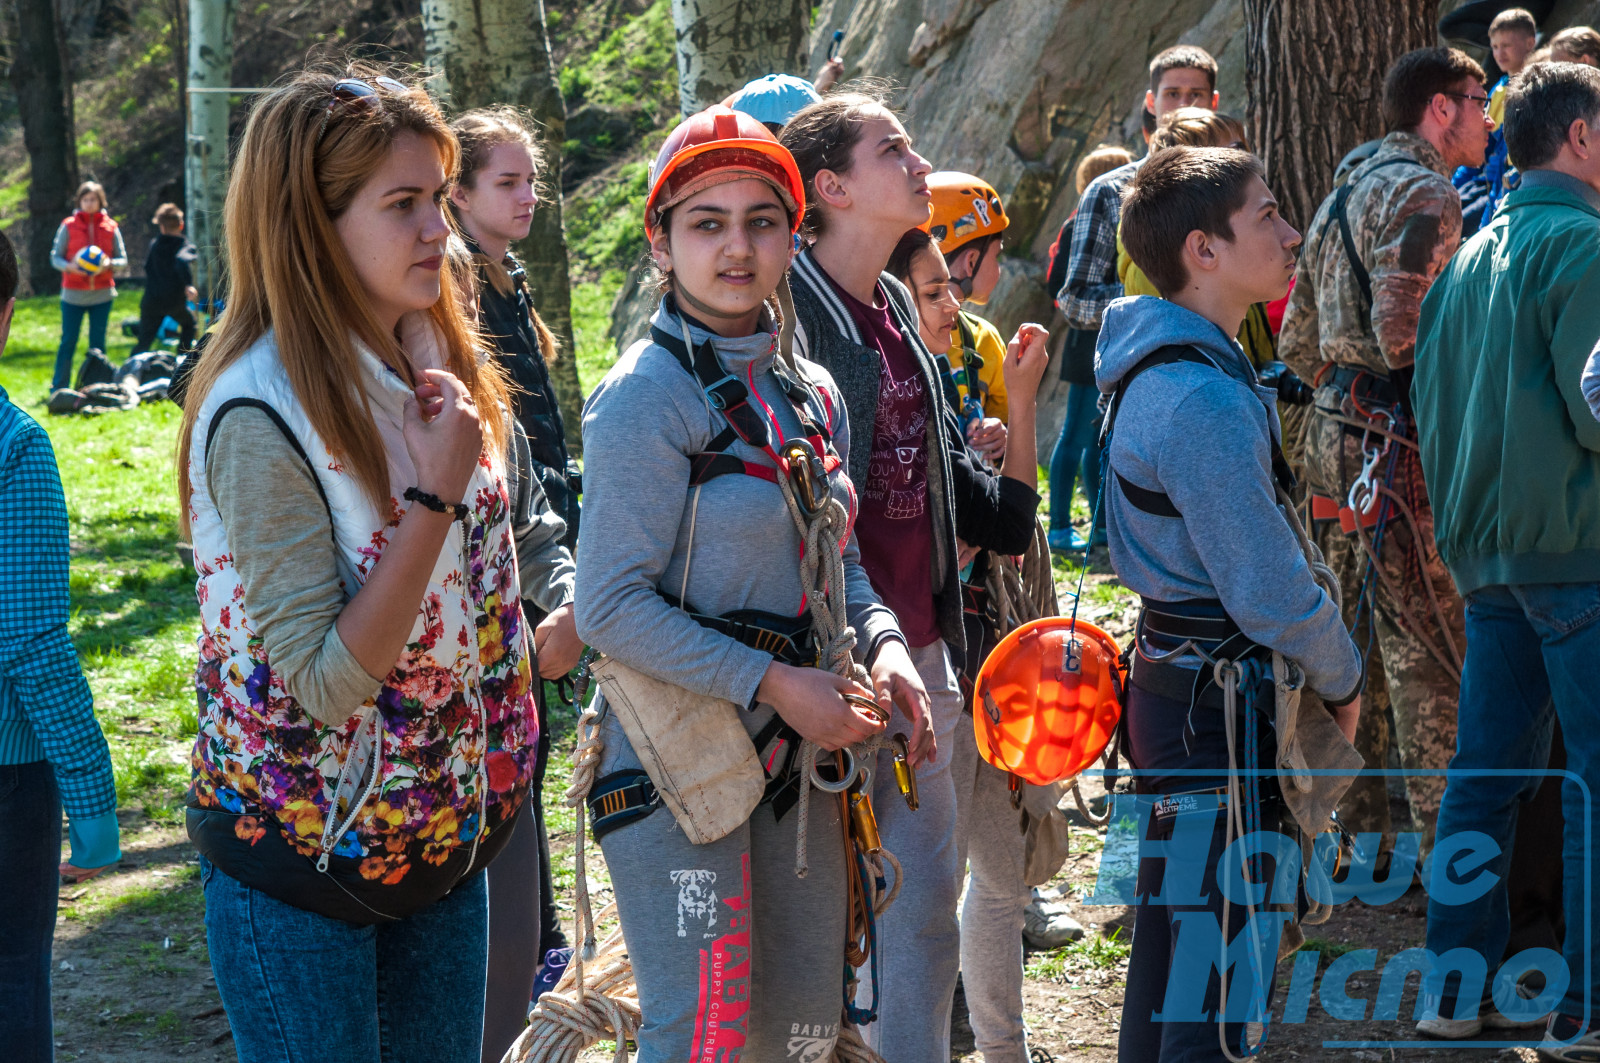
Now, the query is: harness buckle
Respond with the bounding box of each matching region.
[781,438,830,518]
[703,373,745,411]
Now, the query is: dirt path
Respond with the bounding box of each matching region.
[51,567,1546,1061]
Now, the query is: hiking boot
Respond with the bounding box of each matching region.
[1022,898,1084,950]
[1047,528,1088,554]
[1540,1012,1600,1061]
[531,945,572,1002]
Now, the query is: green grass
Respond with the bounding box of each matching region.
[572,271,627,393]
[0,292,199,819]
[1026,926,1132,980]
[557,0,677,116]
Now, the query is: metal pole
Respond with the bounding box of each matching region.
[184,0,237,321]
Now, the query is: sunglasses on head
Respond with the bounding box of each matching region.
[317,76,409,145]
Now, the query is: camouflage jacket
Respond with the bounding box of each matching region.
[1279,132,1462,379]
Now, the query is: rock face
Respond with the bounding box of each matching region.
[807,0,1253,449]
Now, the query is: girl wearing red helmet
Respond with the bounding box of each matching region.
[779,91,1050,1063]
[574,106,933,1061]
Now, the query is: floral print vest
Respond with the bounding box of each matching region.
[184,331,536,921]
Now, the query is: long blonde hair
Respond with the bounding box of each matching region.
[449,105,561,364]
[178,67,509,513]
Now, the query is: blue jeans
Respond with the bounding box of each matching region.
[1047,382,1102,533]
[53,299,112,391]
[0,761,61,1063]
[1424,582,1600,1019]
[201,856,489,1063]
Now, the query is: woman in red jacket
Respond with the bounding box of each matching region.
[50,181,127,394]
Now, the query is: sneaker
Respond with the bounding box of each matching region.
[1022,899,1084,950]
[1047,528,1088,553]
[1540,1013,1600,1062]
[531,945,572,1001]
[1486,977,1554,1030]
[1415,991,1483,1039]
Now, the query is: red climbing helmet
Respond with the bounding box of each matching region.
[645,105,806,240]
[973,617,1124,786]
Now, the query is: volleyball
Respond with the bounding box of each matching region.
[74,245,108,274]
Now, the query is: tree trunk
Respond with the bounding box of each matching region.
[422,0,584,451]
[671,0,810,116]
[185,0,235,306]
[9,0,78,295]
[1243,0,1439,231]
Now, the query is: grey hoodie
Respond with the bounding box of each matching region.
[1095,296,1361,702]
[576,302,902,711]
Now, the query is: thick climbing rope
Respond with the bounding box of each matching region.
[508,464,900,1062]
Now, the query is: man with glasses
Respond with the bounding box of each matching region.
[1277,47,1491,896]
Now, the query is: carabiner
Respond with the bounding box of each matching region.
[845,691,889,724]
[891,733,919,811]
[781,438,830,519]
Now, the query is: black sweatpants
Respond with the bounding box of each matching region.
[134,297,195,353]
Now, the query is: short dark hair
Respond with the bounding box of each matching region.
[1121,146,1264,297]
[1381,47,1486,132]
[153,202,184,232]
[1504,61,1600,169]
[1489,8,1538,38]
[0,228,16,303]
[1149,45,1217,95]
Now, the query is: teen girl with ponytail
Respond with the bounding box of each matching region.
[780,92,1050,1063]
[575,105,933,1062]
[177,70,536,1062]
[446,107,583,1059]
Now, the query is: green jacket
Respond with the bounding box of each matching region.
[1414,172,1600,596]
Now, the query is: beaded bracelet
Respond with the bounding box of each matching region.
[403,487,469,522]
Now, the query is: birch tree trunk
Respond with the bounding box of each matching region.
[671,0,810,116]
[421,0,584,450]
[9,0,78,294]
[1244,0,1439,230]
[185,0,235,307]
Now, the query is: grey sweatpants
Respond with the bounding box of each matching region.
[857,640,966,1063]
[953,719,1033,1063]
[594,708,850,1063]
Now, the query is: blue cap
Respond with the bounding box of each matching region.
[725,74,821,130]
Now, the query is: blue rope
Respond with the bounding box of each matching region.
[843,849,882,1025]
[1234,657,1270,1056]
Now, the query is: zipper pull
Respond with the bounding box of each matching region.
[316,852,330,873]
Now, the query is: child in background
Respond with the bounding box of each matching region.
[50,180,127,395]
[133,203,198,354]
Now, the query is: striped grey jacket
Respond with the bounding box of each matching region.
[787,248,965,656]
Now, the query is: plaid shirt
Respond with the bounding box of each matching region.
[0,385,117,824]
[1056,158,1142,331]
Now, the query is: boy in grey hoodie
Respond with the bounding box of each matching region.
[1101,147,1362,1062]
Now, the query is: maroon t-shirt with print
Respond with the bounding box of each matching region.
[826,275,941,648]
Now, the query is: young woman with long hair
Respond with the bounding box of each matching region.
[575,105,933,1061]
[780,92,1049,1063]
[447,106,580,548]
[445,107,584,1057]
[176,69,535,1062]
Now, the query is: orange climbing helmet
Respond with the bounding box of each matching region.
[973,617,1124,786]
[924,171,1009,255]
[644,105,806,241]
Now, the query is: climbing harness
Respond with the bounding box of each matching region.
[509,304,906,1061]
[1307,367,1463,684]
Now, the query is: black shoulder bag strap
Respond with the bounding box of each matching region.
[1099,345,1297,519]
[206,398,335,541]
[1324,156,1423,314]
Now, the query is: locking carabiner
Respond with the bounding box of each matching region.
[781,438,830,519]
